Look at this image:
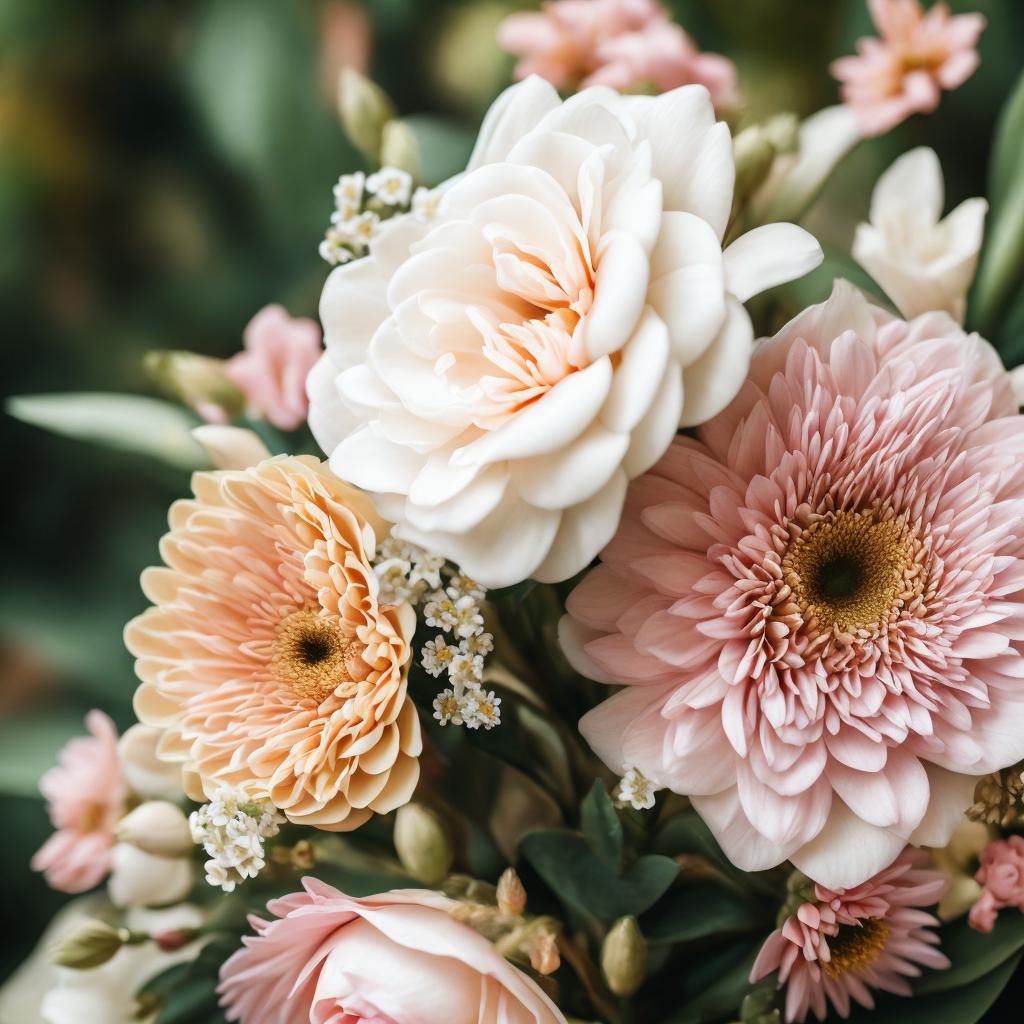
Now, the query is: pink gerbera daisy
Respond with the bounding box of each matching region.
[561,281,1024,889]
[751,849,949,1022]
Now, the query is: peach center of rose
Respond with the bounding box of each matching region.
[782,510,923,633]
[822,917,891,978]
[270,609,359,704]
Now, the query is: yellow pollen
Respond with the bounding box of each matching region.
[783,510,920,632]
[271,609,357,704]
[822,918,891,978]
[80,802,105,833]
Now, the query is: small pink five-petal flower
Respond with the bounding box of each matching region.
[225,304,323,432]
[832,0,985,137]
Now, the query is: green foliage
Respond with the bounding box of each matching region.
[580,782,624,871]
[642,884,767,945]
[140,936,236,1024]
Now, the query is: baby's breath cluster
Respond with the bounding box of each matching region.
[189,788,284,893]
[319,168,438,266]
[374,534,445,606]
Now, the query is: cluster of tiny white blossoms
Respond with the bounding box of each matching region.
[370,531,500,731]
[319,167,439,266]
[615,766,659,811]
[189,787,285,893]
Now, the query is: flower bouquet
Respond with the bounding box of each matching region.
[5,1,1024,1022]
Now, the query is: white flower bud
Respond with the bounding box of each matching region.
[118,724,184,801]
[191,425,271,470]
[108,844,193,909]
[117,801,192,858]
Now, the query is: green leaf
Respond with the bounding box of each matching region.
[580,781,623,871]
[989,68,1024,215]
[6,393,206,470]
[520,829,678,921]
[845,952,1022,1024]
[642,884,768,945]
[665,937,762,1024]
[914,910,1024,995]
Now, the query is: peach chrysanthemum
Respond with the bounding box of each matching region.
[125,455,420,831]
[562,281,1024,890]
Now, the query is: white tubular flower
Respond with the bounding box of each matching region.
[616,767,658,811]
[854,147,987,324]
[366,167,414,206]
[310,76,823,587]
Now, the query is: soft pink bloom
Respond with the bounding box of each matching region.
[968,835,1024,933]
[831,0,985,136]
[562,281,1024,890]
[218,879,566,1024]
[498,0,738,110]
[225,305,323,432]
[751,849,949,1022]
[31,711,127,893]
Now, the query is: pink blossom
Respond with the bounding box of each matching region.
[497,0,738,110]
[968,835,1024,933]
[561,281,1024,890]
[225,305,322,432]
[751,849,949,1022]
[218,879,566,1023]
[831,0,985,137]
[31,711,127,894]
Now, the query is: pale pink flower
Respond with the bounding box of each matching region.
[225,305,323,432]
[498,0,739,110]
[125,455,420,830]
[562,281,1024,889]
[968,835,1024,933]
[31,711,127,894]
[751,849,949,1022]
[218,879,566,1023]
[831,0,985,137]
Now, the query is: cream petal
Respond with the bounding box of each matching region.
[582,230,649,360]
[330,426,425,494]
[467,74,561,169]
[722,223,823,303]
[307,354,362,456]
[909,764,976,847]
[319,257,390,367]
[691,786,798,872]
[622,363,683,478]
[599,308,670,434]
[404,464,510,533]
[870,147,944,230]
[679,299,754,427]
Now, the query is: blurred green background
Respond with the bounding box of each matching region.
[1,0,1022,1001]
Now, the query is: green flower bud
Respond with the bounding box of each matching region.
[393,803,453,886]
[379,120,421,181]
[337,69,396,162]
[51,921,129,969]
[143,350,243,419]
[601,915,647,997]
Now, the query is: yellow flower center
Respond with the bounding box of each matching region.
[822,918,891,978]
[271,609,357,704]
[783,510,923,632]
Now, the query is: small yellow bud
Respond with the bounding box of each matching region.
[393,803,453,886]
[496,867,527,916]
[117,801,192,857]
[337,69,396,162]
[379,120,421,181]
[51,920,127,969]
[601,915,647,997]
[143,350,243,418]
[527,926,561,976]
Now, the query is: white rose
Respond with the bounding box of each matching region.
[309,76,822,587]
[40,905,203,1024]
[108,844,193,909]
[853,147,987,323]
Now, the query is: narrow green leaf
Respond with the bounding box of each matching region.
[989,68,1024,215]
[643,884,768,945]
[7,393,206,470]
[580,781,623,871]
[914,910,1024,995]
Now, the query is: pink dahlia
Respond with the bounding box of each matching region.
[831,0,985,137]
[968,835,1024,933]
[497,0,738,110]
[751,849,949,1022]
[562,281,1024,888]
[32,710,127,893]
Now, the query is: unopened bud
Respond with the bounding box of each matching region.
[117,801,192,857]
[379,120,421,180]
[527,925,560,975]
[737,989,781,1024]
[144,350,243,419]
[51,920,129,969]
[601,916,646,997]
[153,928,198,953]
[496,867,527,916]
[338,68,396,162]
[393,803,453,886]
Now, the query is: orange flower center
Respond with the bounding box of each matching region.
[271,609,358,704]
[822,918,891,978]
